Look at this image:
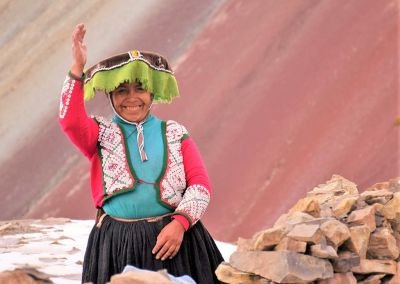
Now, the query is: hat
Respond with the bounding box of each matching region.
[83,50,179,103]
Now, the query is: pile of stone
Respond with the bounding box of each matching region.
[216,175,400,283]
[0,267,52,284]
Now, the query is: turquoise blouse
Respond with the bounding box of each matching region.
[102,114,172,218]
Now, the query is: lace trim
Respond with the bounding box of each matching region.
[59,76,75,119]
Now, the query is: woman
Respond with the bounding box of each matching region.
[59,23,223,283]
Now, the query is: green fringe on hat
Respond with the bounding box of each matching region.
[83,60,180,103]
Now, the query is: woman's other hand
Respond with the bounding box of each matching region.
[71,23,87,77]
[152,219,185,261]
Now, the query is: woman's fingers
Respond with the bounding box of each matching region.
[155,241,171,260]
[152,237,181,260]
[77,24,86,42]
[152,238,165,256]
[161,244,177,261]
[155,242,181,260]
[169,246,180,259]
[71,23,87,72]
[155,242,180,261]
[72,24,82,42]
[73,24,85,45]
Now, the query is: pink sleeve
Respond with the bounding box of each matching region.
[58,73,99,159]
[172,137,212,230]
[181,137,211,194]
[172,215,191,231]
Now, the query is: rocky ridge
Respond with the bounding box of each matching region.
[216,175,400,283]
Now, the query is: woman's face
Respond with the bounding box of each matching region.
[111,82,153,123]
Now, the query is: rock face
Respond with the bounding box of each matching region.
[317,272,357,284]
[310,244,338,259]
[253,227,286,250]
[345,225,371,259]
[215,262,271,284]
[217,175,400,283]
[229,251,333,283]
[367,228,399,259]
[320,219,350,248]
[0,267,52,284]
[274,237,307,253]
[286,224,324,244]
[351,259,397,275]
[289,197,321,218]
[110,269,173,284]
[347,206,376,232]
[332,196,358,218]
[332,251,360,273]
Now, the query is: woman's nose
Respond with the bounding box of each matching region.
[127,86,138,96]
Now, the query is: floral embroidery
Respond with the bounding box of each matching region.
[95,116,134,195]
[175,184,211,225]
[160,120,188,206]
[59,76,74,119]
[92,117,210,227]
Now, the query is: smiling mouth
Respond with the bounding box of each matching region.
[122,105,143,112]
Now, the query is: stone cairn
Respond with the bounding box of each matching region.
[216,175,400,284]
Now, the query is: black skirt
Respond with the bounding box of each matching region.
[82,215,224,284]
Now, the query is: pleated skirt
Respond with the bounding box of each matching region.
[82,215,224,284]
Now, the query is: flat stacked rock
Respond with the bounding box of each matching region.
[216,175,400,283]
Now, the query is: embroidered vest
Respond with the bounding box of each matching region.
[94,116,189,209]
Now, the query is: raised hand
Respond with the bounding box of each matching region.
[71,23,87,77]
[152,219,185,261]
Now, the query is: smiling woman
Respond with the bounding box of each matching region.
[58,23,223,284]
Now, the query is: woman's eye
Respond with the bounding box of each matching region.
[116,88,128,94]
[136,85,144,91]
